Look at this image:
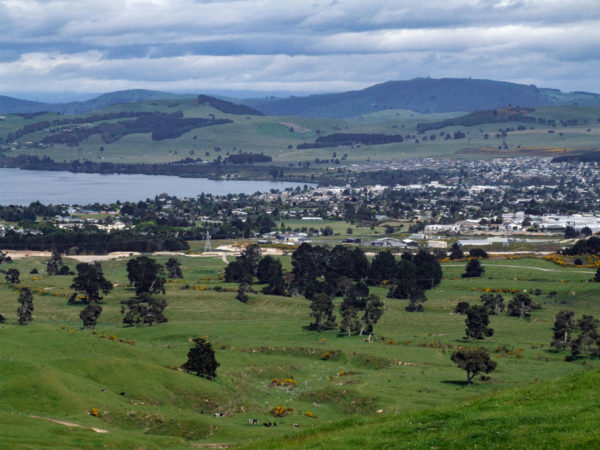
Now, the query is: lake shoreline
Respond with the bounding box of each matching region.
[0,167,315,205]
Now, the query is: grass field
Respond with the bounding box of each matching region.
[0,253,599,447]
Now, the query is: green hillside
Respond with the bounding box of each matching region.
[2,98,600,176]
[0,254,600,447]
[246,368,600,449]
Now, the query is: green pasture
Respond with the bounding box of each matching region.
[0,254,599,447]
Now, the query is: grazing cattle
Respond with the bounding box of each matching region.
[262,422,272,427]
[293,423,299,428]
[248,418,259,425]
[119,392,127,397]
[214,412,224,418]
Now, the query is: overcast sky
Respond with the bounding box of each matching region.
[1,0,599,100]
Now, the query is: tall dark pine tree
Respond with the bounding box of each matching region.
[183,337,220,380]
[462,259,485,278]
[17,287,34,325]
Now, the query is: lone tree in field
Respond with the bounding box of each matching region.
[465,305,494,340]
[451,347,497,384]
[309,293,337,332]
[121,293,168,326]
[462,259,485,278]
[449,242,464,260]
[71,263,112,304]
[166,257,183,278]
[80,302,103,328]
[593,268,600,283]
[126,256,166,295]
[480,293,504,315]
[551,310,576,351]
[5,268,20,284]
[507,292,538,319]
[183,337,220,380]
[46,249,63,275]
[16,287,34,325]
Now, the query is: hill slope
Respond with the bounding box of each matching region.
[0,90,194,115]
[241,78,600,118]
[246,368,600,449]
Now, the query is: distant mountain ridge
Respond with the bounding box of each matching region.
[239,78,600,118]
[1,78,599,118]
[0,90,194,115]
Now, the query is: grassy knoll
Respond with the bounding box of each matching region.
[0,254,599,447]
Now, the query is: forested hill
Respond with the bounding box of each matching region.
[240,78,600,118]
[0,90,194,115]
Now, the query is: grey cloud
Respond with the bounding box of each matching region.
[0,0,598,96]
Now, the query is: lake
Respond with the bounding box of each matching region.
[0,168,313,205]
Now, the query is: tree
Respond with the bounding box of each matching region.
[339,306,360,336]
[581,226,593,237]
[480,293,504,315]
[121,294,168,326]
[46,249,63,275]
[183,337,220,380]
[309,293,336,332]
[405,289,427,312]
[166,257,183,278]
[262,274,286,296]
[451,347,497,384]
[360,295,384,336]
[564,226,579,238]
[465,305,493,340]
[225,244,262,283]
[256,256,282,284]
[507,292,538,319]
[292,243,328,292]
[449,242,464,260]
[17,287,34,325]
[570,315,599,358]
[469,248,488,258]
[454,301,470,314]
[71,263,112,303]
[126,256,166,295]
[593,268,600,282]
[462,259,485,278]
[367,251,398,285]
[551,310,576,351]
[5,268,20,284]
[236,283,249,303]
[80,302,102,328]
